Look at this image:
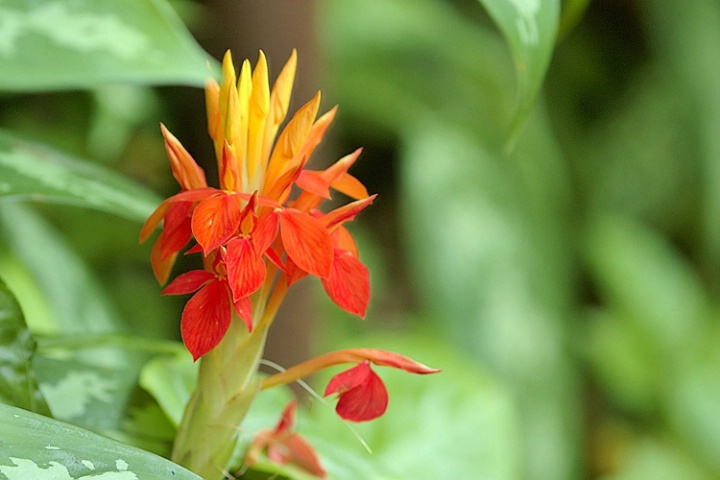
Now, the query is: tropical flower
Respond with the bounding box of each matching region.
[140,50,373,360]
[261,348,441,422]
[245,401,326,478]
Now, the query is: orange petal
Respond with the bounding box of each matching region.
[279,209,333,278]
[295,170,331,199]
[226,237,267,301]
[331,226,359,256]
[161,123,207,190]
[181,280,231,361]
[139,199,171,244]
[253,211,279,256]
[191,194,243,254]
[323,194,377,231]
[264,93,321,192]
[321,249,370,318]
[150,239,178,285]
[333,173,369,200]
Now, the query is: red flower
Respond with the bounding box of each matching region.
[141,50,376,360]
[245,401,326,478]
[324,361,387,422]
[261,349,440,423]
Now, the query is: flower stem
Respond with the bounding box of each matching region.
[171,314,269,479]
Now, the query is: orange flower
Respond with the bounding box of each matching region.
[140,50,374,360]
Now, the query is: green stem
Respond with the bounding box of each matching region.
[171,314,269,479]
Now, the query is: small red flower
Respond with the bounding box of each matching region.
[324,361,387,422]
[245,401,326,478]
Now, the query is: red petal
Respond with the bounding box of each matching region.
[279,209,333,278]
[321,249,370,318]
[324,361,372,396]
[226,237,267,300]
[181,280,231,361]
[157,203,194,261]
[325,362,388,422]
[192,194,243,254]
[253,211,279,256]
[162,270,215,295]
[169,187,220,204]
[233,296,253,332]
[284,435,327,478]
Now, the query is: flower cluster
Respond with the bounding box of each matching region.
[142,50,439,479]
[140,50,373,361]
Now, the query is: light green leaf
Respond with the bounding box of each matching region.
[0,0,218,91]
[583,215,709,356]
[139,351,197,428]
[478,0,560,141]
[0,278,50,416]
[0,130,161,223]
[0,403,202,480]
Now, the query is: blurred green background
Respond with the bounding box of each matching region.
[2,0,720,478]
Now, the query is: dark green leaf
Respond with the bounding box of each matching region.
[0,0,218,91]
[0,402,202,480]
[0,278,50,415]
[0,131,162,223]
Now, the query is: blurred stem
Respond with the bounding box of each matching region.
[171,314,269,479]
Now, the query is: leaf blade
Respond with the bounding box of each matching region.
[478,0,560,142]
[0,278,51,416]
[0,0,218,91]
[0,402,202,480]
[0,130,162,223]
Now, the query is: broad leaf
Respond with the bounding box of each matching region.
[478,0,560,141]
[0,130,161,223]
[0,278,50,416]
[0,403,202,480]
[0,0,217,91]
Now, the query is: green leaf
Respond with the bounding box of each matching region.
[0,130,162,223]
[0,402,202,480]
[0,278,51,416]
[0,0,218,91]
[139,351,197,428]
[583,215,709,356]
[0,203,126,334]
[478,0,560,142]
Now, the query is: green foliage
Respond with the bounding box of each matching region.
[0,403,202,480]
[0,132,161,223]
[0,278,50,415]
[2,0,718,479]
[0,0,217,91]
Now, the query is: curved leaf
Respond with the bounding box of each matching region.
[0,0,218,91]
[478,0,560,142]
[0,403,202,480]
[0,131,161,223]
[0,278,50,415]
